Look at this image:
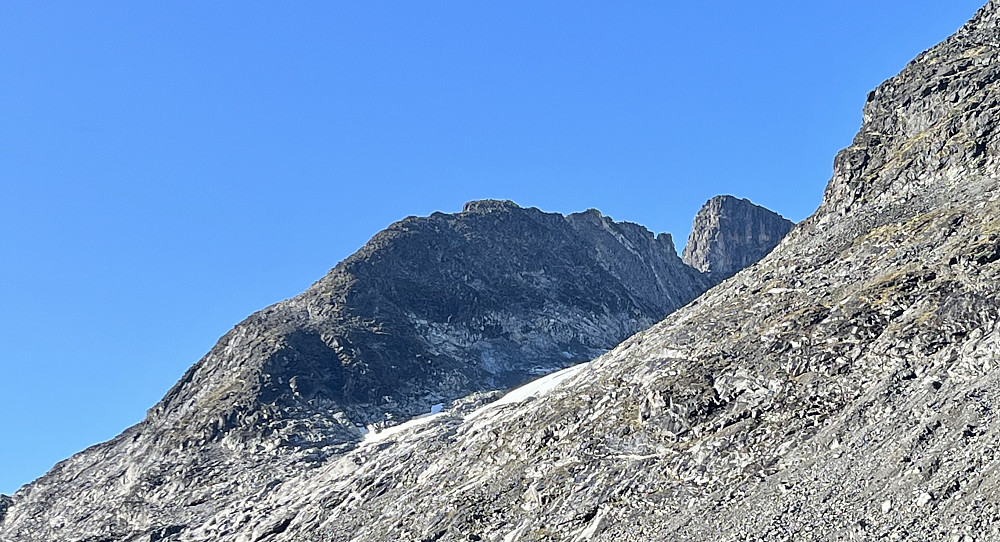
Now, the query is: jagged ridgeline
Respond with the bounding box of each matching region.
[150,199,720,449]
[14,1,1000,537]
[0,196,790,540]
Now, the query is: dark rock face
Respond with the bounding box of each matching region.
[681,195,794,280]
[0,494,11,525]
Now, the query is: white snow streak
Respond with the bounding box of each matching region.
[359,362,589,445]
[465,362,589,422]
[360,412,447,445]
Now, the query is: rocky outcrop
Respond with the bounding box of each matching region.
[0,494,11,525]
[0,1,988,540]
[681,195,794,280]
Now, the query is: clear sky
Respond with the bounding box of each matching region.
[0,1,987,495]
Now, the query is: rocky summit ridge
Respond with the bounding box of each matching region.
[147,199,712,448]
[0,196,787,541]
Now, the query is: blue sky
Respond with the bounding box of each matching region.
[0,1,986,494]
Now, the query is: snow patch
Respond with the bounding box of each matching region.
[465,362,589,422]
[359,363,588,446]
[361,412,447,445]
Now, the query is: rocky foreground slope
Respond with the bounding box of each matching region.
[0,195,790,540]
[6,1,993,540]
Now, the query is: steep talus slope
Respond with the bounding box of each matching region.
[1,200,776,541]
[682,195,794,281]
[99,2,1000,540]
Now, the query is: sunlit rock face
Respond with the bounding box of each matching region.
[0,194,796,542]
[682,195,794,281]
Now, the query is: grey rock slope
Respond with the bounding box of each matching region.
[0,198,790,541]
[682,195,794,281]
[3,1,991,540]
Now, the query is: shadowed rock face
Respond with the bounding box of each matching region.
[682,195,794,281]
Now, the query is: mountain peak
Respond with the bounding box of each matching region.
[5,4,995,540]
[681,195,794,280]
[0,193,794,540]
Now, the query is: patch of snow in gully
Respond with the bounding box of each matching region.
[465,362,589,422]
[361,363,589,445]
